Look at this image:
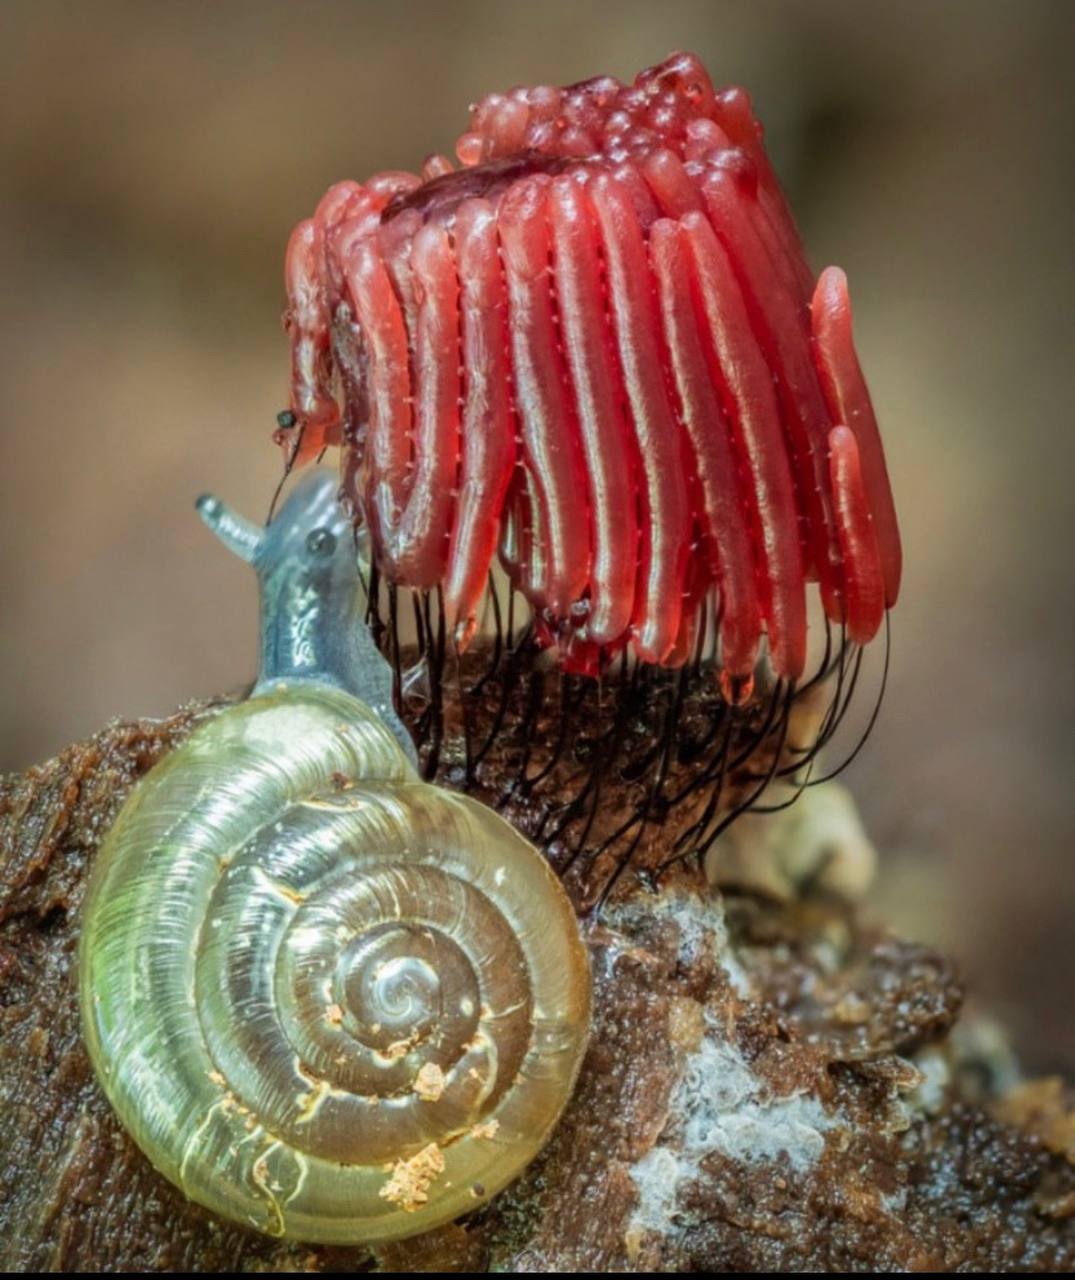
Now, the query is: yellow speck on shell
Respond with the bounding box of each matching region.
[413,1063,446,1102]
[379,1143,446,1212]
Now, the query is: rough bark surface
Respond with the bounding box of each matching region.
[1,698,1074,1272]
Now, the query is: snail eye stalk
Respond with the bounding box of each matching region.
[277,49,901,901]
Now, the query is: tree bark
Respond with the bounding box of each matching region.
[1,694,1073,1271]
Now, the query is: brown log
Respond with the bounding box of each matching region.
[1,691,1073,1272]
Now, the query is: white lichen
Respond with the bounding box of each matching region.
[629,1022,837,1234]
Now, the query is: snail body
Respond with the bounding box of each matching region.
[79,472,591,1244]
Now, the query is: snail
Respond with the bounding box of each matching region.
[78,469,591,1245]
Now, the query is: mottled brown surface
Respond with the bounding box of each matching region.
[2,696,1074,1272]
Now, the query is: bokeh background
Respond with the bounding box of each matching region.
[2,1,1072,1070]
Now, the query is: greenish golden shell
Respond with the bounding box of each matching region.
[80,684,591,1244]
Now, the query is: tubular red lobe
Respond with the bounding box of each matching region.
[710,86,814,299]
[812,266,902,607]
[287,174,424,474]
[547,177,638,646]
[498,177,591,616]
[701,164,844,622]
[680,211,807,680]
[445,199,516,645]
[828,426,885,644]
[609,160,661,229]
[641,149,704,218]
[279,50,899,685]
[650,218,761,678]
[590,173,690,665]
[378,208,423,343]
[337,227,413,569]
[314,180,366,240]
[282,219,340,463]
[391,222,461,586]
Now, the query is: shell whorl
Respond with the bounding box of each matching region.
[79,474,591,1244]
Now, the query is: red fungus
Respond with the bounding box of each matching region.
[280,51,899,688]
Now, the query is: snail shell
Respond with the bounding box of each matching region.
[79,473,591,1244]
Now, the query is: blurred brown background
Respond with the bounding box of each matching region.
[1,1,1072,1070]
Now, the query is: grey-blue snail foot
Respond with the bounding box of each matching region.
[2,700,1073,1272]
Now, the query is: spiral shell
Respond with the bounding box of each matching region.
[80,683,591,1243]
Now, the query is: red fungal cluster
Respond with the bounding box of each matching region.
[281,52,901,692]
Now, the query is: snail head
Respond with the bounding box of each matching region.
[197,470,413,764]
[197,468,355,586]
